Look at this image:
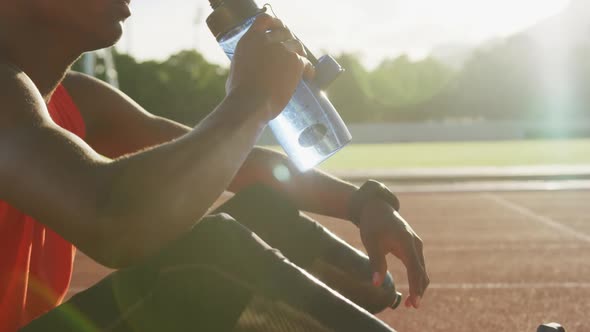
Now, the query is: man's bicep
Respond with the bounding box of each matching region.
[63,72,190,158]
[0,120,110,237]
[0,70,109,252]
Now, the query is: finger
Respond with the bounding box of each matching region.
[250,13,285,33]
[404,267,424,308]
[265,27,296,44]
[411,235,429,304]
[299,56,316,81]
[365,242,388,287]
[388,237,423,307]
[283,39,307,57]
[415,236,426,273]
[401,246,427,308]
[397,222,426,272]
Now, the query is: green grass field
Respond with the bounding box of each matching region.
[293,139,590,170]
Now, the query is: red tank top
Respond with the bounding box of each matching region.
[0,84,86,331]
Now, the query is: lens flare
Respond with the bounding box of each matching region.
[272,164,291,182]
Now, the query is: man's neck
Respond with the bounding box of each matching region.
[1,20,82,102]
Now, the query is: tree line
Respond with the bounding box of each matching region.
[77,34,589,126]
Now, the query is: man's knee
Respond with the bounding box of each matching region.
[148,213,285,272]
[196,212,274,252]
[216,184,300,222]
[197,212,240,235]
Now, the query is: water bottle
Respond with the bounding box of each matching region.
[207,0,352,172]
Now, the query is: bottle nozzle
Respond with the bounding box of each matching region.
[390,292,403,310]
[209,0,224,9]
[207,0,261,40]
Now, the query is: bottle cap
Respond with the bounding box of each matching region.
[207,0,262,40]
[315,55,345,90]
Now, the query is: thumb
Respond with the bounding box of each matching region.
[366,242,387,287]
[299,55,316,81]
[250,13,284,33]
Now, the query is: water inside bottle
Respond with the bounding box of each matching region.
[219,17,351,171]
[269,82,351,171]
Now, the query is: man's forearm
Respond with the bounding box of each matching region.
[228,146,358,221]
[104,112,358,224]
[97,92,268,266]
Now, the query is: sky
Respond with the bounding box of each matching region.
[117,0,571,69]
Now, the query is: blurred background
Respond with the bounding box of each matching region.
[79,0,590,171]
[72,1,590,331]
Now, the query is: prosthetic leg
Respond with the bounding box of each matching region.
[215,185,402,313]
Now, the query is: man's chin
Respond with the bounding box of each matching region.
[84,24,123,52]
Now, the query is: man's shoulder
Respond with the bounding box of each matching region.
[63,70,156,131]
[0,61,38,93]
[0,61,29,90]
[63,70,116,101]
[0,61,21,75]
[0,62,46,128]
[62,70,129,117]
[63,70,97,87]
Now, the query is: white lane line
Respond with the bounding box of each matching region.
[482,193,590,243]
[397,282,590,290]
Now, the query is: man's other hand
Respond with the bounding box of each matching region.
[359,199,429,309]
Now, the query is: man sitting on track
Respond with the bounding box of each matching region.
[0,0,429,331]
